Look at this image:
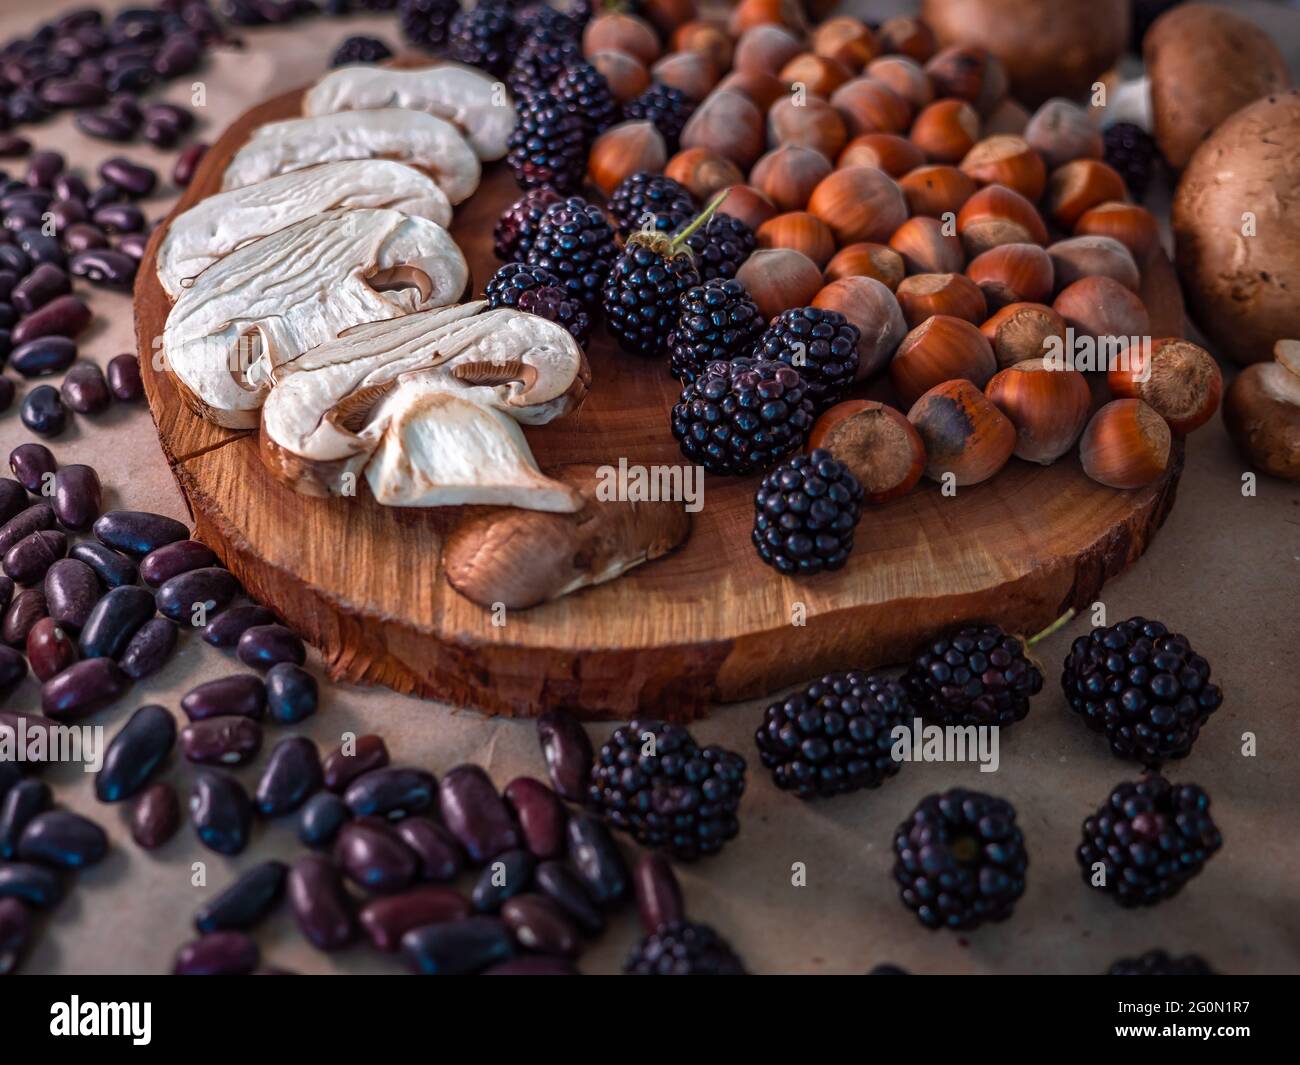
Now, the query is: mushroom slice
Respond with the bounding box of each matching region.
[303,63,516,161]
[164,208,468,429]
[156,160,452,300]
[221,109,480,204]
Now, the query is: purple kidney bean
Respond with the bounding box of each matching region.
[11,263,70,314]
[288,854,356,951]
[256,736,322,817]
[60,363,111,414]
[471,848,536,913]
[52,464,101,531]
[40,79,108,107]
[503,777,567,860]
[74,109,136,141]
[156,566,239,624]
[118,617,177,680]
[69,248,136,288]
[633,852,684,934]
[0,897,31,974]
[53,173,89,203]
[297,791,350,848]
[335,817,418,895]
[172,142,207,188]
[236,623,303,670]
[181,674,267,721]
[69,540,135,587]
[0,575,11,617]
[93,509,187,555]
[96,703,175,802]
[99,157,155,198]
[25,616,76,681]
[153,36,199,78]
[145,102,193,133]
[45,558,101,630]
[190,770,252,855]
[401,917,515,975]
[24,150,64,189]
[502,894,580,957]
[323,733,388,792]
[265,662,318,724]
[0,378,13,415]
[11,295,89,345]
[534,860,604,935]
[4,205,43,233]
[10,337,76,377]
[0,480,27,524]
[536,708,593,801]
[8,442,55,494]
[130,781,179,849]
[482,956,578,975]
[0,779,49,859]
[0,862,63,909]
[50,198,88,231]
[0,246,31,277]
[194,861,287,935]
[173,931,259,976]
[0,136,30,158]
[90,203,143,234]
[143,120,179,148]
[200,604,274,648]
[0,274,15,304]
[566,816,629,908]
[2,587,47,647]
[180,715,263,766]
[41,656,128,719]
[86,184,123,211]
[344,767,436,821]
[393,816,464,883]
[439,764,521,863]
[3,529,66,584]
[359,886,471,952]
[63,221,109,251]
[20,385,67,436]
[139,539,215,586]
[15,229,66,269]
[78,584,154,658]
[0,645,25,695]
[18,810,107,869]
[115,232,148,260]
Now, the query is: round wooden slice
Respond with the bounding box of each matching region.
[134,82,1187,721]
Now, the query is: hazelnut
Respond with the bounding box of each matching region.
[888,216,965,275]
[652,51,719,101]
[682,91,765,170]
[1074,201,1159,263]
[824,242,906,291]
[715,184,778,231]
[809,400,925,502]
[878,16,938,63]
[767,96,849,160]
[890,314,997,405]
[734,23,805,74]
[1052,275,1150,342]
[750,145,833,212]
[781,54,854,99]
[910,98,980,164]
[865,56,934,110]
[672,20,733,72]
[956,184,1048,257]
[716,70,788,110]
[812,276,908,379]
[1107,337,1222,434]
[979,302,1068,369]
[735,247,824,321]
[959,135,1047,202]
[838,133,925,177]
[639,0,698,38]
[1222,340,1300,481]
[728,0,807,36]
[584,13,661,67]
[757,211,837,267]
[1046,159,1127,229]
[925,46,1008,117]
[895,272,987,329]
[983,98,1031,137]
[985,358,1092,464]
[1047,235,1140,293]
[665,147,744,202]
[807,166,908,245]
[1024,98,1103,169]
[590,50,652,103]
[588,121,667,196]
[830,77,912,137]
[965,243,1054,310]
[907,378,1016,486]
[811,17,880,73]
[899,164,977,217]
[1079,399,1171,490]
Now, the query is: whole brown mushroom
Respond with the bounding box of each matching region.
[1222,341,1300,482]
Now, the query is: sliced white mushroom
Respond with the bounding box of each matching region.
[164,208,468,429]
[303,63,516,161]
[221,108,480,204]
[156,160,452,300]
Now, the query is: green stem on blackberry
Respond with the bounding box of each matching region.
[1027,609,1076,647]
[629,190,729,260]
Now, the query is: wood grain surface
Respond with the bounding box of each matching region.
[134,81,1188,719]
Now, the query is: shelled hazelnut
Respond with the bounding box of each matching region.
[908,379,1016,485]
[1047,236,1139,293]
[639,0,698,37]
[896,273,987,328]
[925,46,1008,116]
[735,247,824,320]
[1079,399,1171,490]
[666,148,744,201]
[750,145,833,212]
[958,135,1046,202]
[682,91,765,169]
[809,400,925,502]
[652,51,719,101]
[1222,340,1300,481]
[781,54,853,98]
[585,13,662,66]
[672,20,734,72]
[824,243,906,291]
[589,121,667,196]
[830,78,913,137]
[1046,159,1127,229]
[1074,202,1159,263]
[1053,276,1150,342]
[865,56,935,110]
[1107,338,1222,434]
[590,50,652,102]
[733,23,804,72]
[757,211,836,267]
[838,133,925,177]
[1024,98,1103,169]
[985,359,1092,464]
[812,276,908,379]
[956,184,1048,256]
[716,184,778,231]
[811,17,879,72]
[910,98,980,164]
[878,15,938,63]
[728,0,807,36]
[979,302,1067,369]
[889,216,965,275]
[890,314,997,405]
[717,70,787,109]
[768,96,849,160]
[899,164,977,217]
[965,243,1054,310]
[808,166,908,245]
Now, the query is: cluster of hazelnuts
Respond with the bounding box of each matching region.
[576,1,1225,499]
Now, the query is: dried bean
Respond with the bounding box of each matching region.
[11,263,70,314]
[634,852,684,933]
[63,221,109,251]
[173,931,259,976]
[20,386,66,436]
[401,917,514,975]
[156,566,238,624]
[25,616,76,681]
[0,862,62,909]
[236,623,303,670]
[69,248,136,288]
[2,588,46,647]
[8,443,55,494]
[393,816,465,883]
[0,246,31,276]
[200,604,274,647]
[153,37,199,78]
[335,817,418,894]
[0,576,11,617]
[288,854,356,951]
[172,142,207,187]
[180,674,266,721]
[143,121,179,148]
[566,815,629,908]
[255,736,321,817]
[53,174,89,203]
[194,860,287,933]
[60,363,111,414]
[74,109,136,141]
[265,662,318,724]
[99,157,156,197]
[50,198,88,231]
[0,897,32,974]
[504,776,566,860]
[482,956,578,975]
[52,464,101,530]
[180,715,263,766]
[12,295,89,347]
[3,529,66,584]
[189,770,252,855]
[94,509,187,555]
[118,617,177,679]
[0,378,12,414]
[343,766,436,821]
[139,539,215,586]
[297,791,349,848]
[0,479,27,524]
[85,185,122,211]
[130,781,179,848]
[107,353,143,401]
[323,733,388,792]
[18,810,107,868]
[69,541,136,587]
[11,337,76,378]
[0,504,52,558]
[501,894,579,957]
[78,584,154,658]
[471,848,536,912]
[25,150,64,189]
[0,136,30,158]
[358,886,471,952]
[534,860,605,935]
[537,708,593,800]
[15,229,66,269]
[0,645,25,694]
[90,204,143,234]
[40,79,108,107]
[96,703,176,802]
[115,232,148,260]
[41,656,128,719]
[439,764,521,863]
[0,778,50,859]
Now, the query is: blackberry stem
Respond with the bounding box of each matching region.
[1027,609,1075,647]
[670,190,729,252]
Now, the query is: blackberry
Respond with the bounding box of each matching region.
[667,278,764,385]
[755,670,910,798]
[517,285,591,348]
[330,35,393,67]
[484,261,562,308]
[868,964,910,975]
[1077,775,1222,907]
[753,450,863,575]
[893,789,1028,931]
[625,920,747,975]
[447,2,514,77]
[587,720,747,861]
[1103,122,1157,200]
[602,228,701,357]
[505,91,588,194]
[398,0,458,52]
[750,306,860,412]
[553,61,620,140]
[671,357,814,476]
[606,171,696,242]
[1108,950,1215,976]
[507,23,582,99]
[525,196,619,310]
[622,83,695,151]
[903,624,1044,729]
[493,186,561,261]
[684,212,756,281]
[1061,616,1222,765]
